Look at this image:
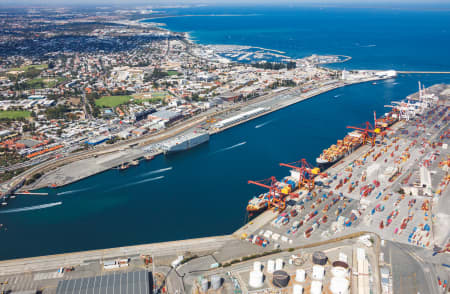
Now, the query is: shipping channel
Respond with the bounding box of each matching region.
[0,74,449,260]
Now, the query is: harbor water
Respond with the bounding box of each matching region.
[1,6,450,260]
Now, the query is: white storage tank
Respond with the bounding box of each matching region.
[275,258,284,270]
[312,265,325,280]
[201,278,209,293]
[249,270,264,288]
[211,275,222,290]
[329,277,349,294]
[331,266,348,279]
[293,284,304,294]
[267,259,275,273]
[311,280,323,294]
[253,261,262,272]
[295,269,306,282]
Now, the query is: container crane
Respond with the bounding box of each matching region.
[346,121,378,146]
[279,159,321,191]
[248,176,296,211]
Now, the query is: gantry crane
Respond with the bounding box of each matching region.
[346,121,378,146]
[279,159,321,191]
[248,176,297,211]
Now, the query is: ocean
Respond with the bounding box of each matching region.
[1,6,450,260]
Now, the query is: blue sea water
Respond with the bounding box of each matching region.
[1,6,450,260]
[152,6,450,71]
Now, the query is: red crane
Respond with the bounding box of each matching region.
[279,159,319,191]
[346,121,377,146]
[248,176,295,211]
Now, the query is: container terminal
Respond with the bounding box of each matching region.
[0,83,448,294]
[1,69,393,194]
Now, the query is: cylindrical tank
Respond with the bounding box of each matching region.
[275,258,283,270]
[293,284,304,294]
[267,259,275,273]
[295,269,306,282]
[332,261,349,269]
[272,270,290,288]
[312,251,328,265]
[331,267,348,279]
[201,278,209,293]
[211,275,222,290]
[249,270,264,288]
[253,261,262,272]
[312,265,325,280]
[311,280,322,294]
[330,277,349,294]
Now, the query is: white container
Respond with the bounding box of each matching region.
[275,258,283,271]
[331,267,348,278]
[330,277,349,294]
[312,265,325,280]
[267,260,275,273]
[311,280,322,294]
[339,252,348,263]
[249,270,264,288]
[293,284,304,294]
[295,269,306,282]
[253,261,262,272]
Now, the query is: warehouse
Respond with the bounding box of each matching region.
[56,270,151,294]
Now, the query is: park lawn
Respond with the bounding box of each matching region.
[0,110,31,119]
[25,77,66,89]
[95,95,133,107]
[167,70,180,76]
[9,64,48,72]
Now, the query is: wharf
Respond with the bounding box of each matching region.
[21,75,387,191]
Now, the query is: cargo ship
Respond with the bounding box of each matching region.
[162,131,210,154]
[247,193,269,212]
[316,130,364,170]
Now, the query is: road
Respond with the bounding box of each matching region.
[0,235,233,276]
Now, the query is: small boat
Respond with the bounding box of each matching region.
[10,195,16,199]
[1,202,7,206]
[144,155,154,161]
[372,82,377,85]
[130,160,139,166]
[119,163,129,171]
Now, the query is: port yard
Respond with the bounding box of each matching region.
[0,84,448,294]
[10,73,388,192]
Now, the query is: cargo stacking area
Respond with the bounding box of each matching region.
[242,82,450,254]
[0,83,448,294]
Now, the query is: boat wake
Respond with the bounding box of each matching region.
[107,176,164,192]
[212,141,247,154]
[138,167,173,178]
[361,44,376,47]
[0,202,62,214]
[334,94,342,98]
[57,186,97,196]
[255,120,274,129]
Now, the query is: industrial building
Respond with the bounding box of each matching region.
[55,270,151,294]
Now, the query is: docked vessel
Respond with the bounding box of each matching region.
[144,155,154,161]
[130,160,139,166]
[118,163,129,171]
[162,131,209,154]
[247,194,269,213]
[316,130,364,170]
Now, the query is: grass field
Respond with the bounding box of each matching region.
[25,77,66,89]
[9,64,48,72]
[95,95,132,107]
[167,70,180,76]
[0,110,31,119]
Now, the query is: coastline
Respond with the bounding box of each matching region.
[24,75,387,191]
